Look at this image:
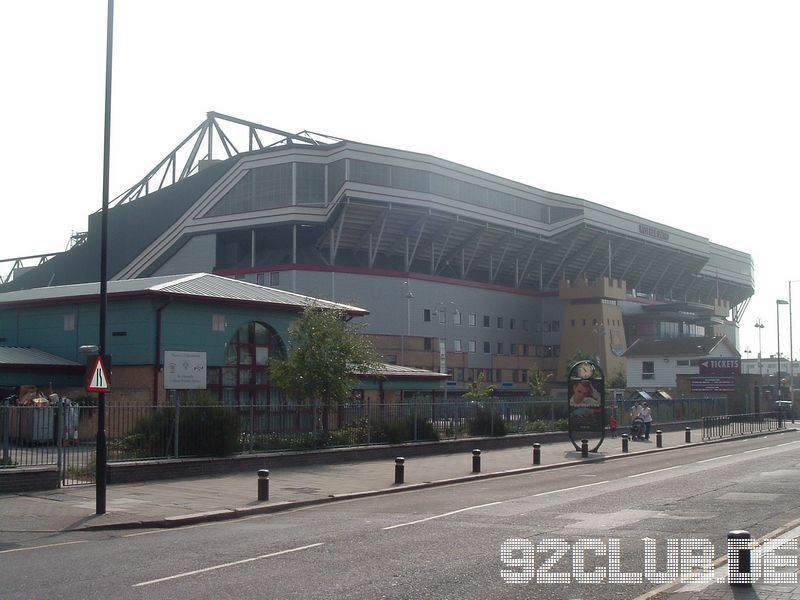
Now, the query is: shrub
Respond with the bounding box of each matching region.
[468,406,507,436]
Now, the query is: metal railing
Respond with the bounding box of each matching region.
[1,395,733,485]
[702,412,788,440]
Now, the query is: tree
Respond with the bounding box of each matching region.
[270,303,380,427]
[607,368,627,389]
[528,366,552,398]
[463,371,495,399]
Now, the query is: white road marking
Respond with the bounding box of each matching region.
[383,501,503,530]
[0,540,87,554]
[696,454,733,463]
[532,480,610,496]
[627,465,683,478]
[131,542,324,587]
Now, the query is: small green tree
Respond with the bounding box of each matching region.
[270,303,380,429]
[607,368,627,389]
[463,371,495,399]
[528,366,552,398]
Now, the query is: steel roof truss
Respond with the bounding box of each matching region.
[515,242,538,288]
[545,235,580,291]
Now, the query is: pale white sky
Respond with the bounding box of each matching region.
[1,1,798,360]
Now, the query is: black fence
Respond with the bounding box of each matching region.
[701,412,788,440]
[1,395,734,485]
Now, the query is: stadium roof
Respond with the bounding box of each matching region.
[0,273,368,315]
[1,113,754,320]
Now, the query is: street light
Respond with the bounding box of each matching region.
[755,319,765,378]
[592,322,606,367]
[777,299,789,402]
[401,281,413,366]
[789,280,800,404]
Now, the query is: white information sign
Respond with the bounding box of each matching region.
[164,351,207,390]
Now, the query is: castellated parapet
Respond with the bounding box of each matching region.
[558,277,627,301]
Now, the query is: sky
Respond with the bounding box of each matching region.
[1,1,798,361]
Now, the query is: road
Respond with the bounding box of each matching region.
[3,430,800,599]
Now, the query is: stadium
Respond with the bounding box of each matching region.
[1,112,754,392]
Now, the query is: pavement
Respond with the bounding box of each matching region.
[3,427,800,599]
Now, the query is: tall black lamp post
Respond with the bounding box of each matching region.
[777,300,789,402]
[96,0,115,515]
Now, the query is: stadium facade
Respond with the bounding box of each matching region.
[2,113,754,392]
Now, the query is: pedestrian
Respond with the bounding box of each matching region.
[641,401,653,440]
[609,413,618,437]
[631,399,642,421]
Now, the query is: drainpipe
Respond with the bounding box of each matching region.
[153,298,172,406]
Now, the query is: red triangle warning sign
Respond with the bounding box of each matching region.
[86,355,111,392]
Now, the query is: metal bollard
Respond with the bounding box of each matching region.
[257,469,269,501]
[533,443,541,465]
[395,457,405,484]
[622,434,629,453]
[727,530,752,586]
[472,449,481,473]
[656,430,663,448]
[685,427,692,443]
[581,439,589,458]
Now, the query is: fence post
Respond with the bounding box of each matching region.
[581,439,589,458]
[413,395,418,442]
[656,430,663,448]
[172,392,181,458]
[1,403,9,467]
[56,398,64,485]
[533,443,541,465]
[366,397,372,445]
[622,434,629,453]
[685,427,691,444]
[249,403,255,454]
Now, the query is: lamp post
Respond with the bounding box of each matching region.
[755,319,765,378]
[401,281,413,366]
[592,322,606,367]
[790,281,800,404]
[777,300,789,401]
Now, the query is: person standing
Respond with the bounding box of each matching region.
[641,401,653,440]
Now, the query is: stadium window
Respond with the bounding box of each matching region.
[453,311,462,326]
[497,342,504,354]
[551,321,560,332]
[270,272,280,286]
[469,313,477,326]
[497,317,504,329]
[543,321,551,333]
[483,341,491,353]
[509,318,516,330]
[468,340,477,353]
[257,273,266,286]
[483,315,491,327]
[439,309,446,324]
[212,314,226,332]
[521,370,528,383]
[495,369,502,382]
[522,319,529,331]
[64,314,76,331]
[456,368,465,381]
[424,337,433,351]
[677,360,689,366]
[424,309,431,322]
[453,339,462,352]
[510,343,517,355]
